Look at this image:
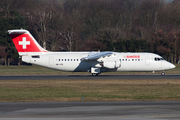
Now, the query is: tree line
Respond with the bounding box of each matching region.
[0,0,180,65]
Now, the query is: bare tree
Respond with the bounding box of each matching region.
[59,30,79,51]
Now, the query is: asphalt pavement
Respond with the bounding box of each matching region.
[0,101,180,120]
[0,74,180,80]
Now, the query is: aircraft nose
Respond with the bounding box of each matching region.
[170,64,176,69]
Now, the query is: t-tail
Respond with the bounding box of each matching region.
[8,29,48,56]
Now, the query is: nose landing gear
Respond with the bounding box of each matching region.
[161,71,165,76]
[92,73,99,76]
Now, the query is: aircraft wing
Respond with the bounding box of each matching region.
[82,52,113,60]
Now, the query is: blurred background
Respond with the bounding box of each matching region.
[0,0,179,65]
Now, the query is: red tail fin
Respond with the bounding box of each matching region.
[8,29,47,55]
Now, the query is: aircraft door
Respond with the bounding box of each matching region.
[160,59,163,68]
[145,57,150,66]
[49,57,54,66]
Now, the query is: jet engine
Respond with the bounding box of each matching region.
[103,60,120,69]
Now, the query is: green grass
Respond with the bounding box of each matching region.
[0,65,80,75]
[0,64,180,75]
[0,79,180,102]
[0,64,179,102]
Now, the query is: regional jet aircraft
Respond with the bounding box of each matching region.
[8,29,175,76]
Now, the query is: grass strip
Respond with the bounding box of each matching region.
[0,79,180,102]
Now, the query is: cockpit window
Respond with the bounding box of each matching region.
[154,57,164,61]
[160,58,164,60]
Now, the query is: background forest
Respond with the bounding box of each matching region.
[0,0,180,65]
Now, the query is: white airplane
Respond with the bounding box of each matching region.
[8,29,175,76]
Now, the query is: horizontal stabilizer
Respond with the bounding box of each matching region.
[8,29,28,34]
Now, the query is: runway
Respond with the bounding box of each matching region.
[0,75,180,120]
[0,74,180,80]
[0,101,180,120]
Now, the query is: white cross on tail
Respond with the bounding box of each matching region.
[19,37,30,49]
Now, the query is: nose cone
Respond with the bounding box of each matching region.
[170,64,176,69]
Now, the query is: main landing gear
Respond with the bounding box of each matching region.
[91,67,100,76]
